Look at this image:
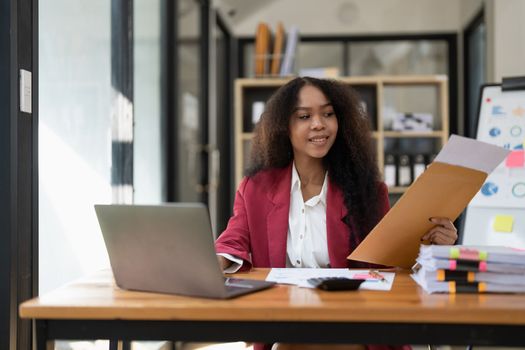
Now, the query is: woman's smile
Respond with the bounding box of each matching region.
[308,135,329,145]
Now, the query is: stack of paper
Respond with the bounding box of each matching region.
[412,244,525,293]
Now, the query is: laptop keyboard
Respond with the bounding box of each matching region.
[224,278,255,290]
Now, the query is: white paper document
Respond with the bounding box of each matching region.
[265,268,395,291]
[434,134,510,174]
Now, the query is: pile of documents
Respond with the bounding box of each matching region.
[411,245,525,293]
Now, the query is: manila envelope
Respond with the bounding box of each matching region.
[348,162,487,268]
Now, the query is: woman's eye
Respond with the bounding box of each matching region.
[299,114,310,119]
[324,112,335,117]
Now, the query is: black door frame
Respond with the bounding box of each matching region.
[215,10,235,231]
[463,9,485,138]
[164,0,210,204]
[0,0,38,349]
[162,0,178,202]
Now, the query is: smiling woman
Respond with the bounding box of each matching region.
[215,77,457,350]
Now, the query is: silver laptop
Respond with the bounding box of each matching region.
[95,203,275,299]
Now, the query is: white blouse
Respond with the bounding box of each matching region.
[219,163,330,272]
[286,163,330,268]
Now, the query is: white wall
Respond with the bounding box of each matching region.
[218,0,463,36]
[460,0,483,26]
[40,0,166,295]
[456,0,484,134]
[485,0,525,83]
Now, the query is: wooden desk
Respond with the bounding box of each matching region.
[20,269,525,348]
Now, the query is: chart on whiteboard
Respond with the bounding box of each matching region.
[470,87,525,208]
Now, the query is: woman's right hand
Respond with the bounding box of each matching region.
[217,255,233,271]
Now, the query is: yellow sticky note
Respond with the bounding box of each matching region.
[493,215,514,233]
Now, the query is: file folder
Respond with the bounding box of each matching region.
[348,135,510,268]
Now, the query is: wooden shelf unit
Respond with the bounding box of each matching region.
[234,75,449,194]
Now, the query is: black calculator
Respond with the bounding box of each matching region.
[307,277,365,291]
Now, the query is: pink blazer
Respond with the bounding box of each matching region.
[215,164,390,270]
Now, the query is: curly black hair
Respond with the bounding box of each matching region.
[247,76,383,241]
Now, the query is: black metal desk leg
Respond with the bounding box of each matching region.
[109,340,131,350]
[36,320,54,350]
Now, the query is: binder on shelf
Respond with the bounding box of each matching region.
[384,154,396,188]
[397,154,411,186]
[279,26,299,77]
[270,22,285,76]
[251,101,265,125]
[348,135,509,268]
[412,154,426,181]
[254,22,271,77]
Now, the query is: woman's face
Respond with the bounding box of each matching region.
[289,85,338,162]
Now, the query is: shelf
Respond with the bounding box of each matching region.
[235,78,291,88]
[244,132,379,140]
[388,186,409,194]
[338,75,448,86]
[235,75,449,194]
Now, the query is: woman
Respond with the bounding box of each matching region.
[215,77,457,349]
[216,76,456,272]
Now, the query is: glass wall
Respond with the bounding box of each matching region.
[348,40,448,75]
[241,38,449,78]
[176,0,203,202]
[134,0,163,203]
[39,0,112,295]
[298,42,345,76]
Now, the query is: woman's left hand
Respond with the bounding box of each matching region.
[421,217,458,245]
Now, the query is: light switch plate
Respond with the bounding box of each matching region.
[20,69,32,114]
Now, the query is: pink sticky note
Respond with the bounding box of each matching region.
[506,150,525,168]
[353,273,378,281]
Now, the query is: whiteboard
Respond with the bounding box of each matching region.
[462,84,525,248]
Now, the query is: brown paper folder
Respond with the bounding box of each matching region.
[348,162,487,268]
